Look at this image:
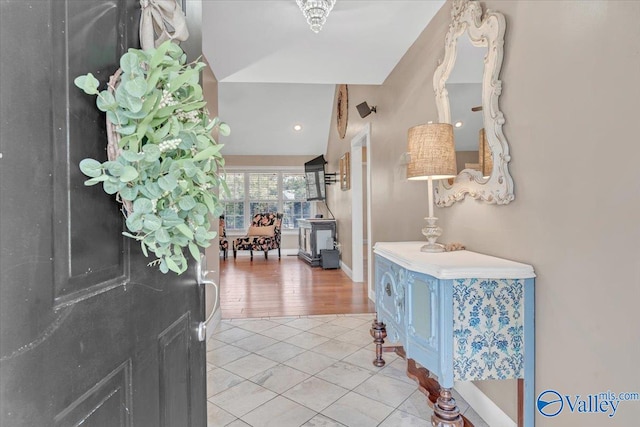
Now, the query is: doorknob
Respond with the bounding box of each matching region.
[196,253,220,340]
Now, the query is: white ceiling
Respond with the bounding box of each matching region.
[202,0,446,156]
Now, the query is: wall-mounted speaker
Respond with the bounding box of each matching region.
[356,101,377,118]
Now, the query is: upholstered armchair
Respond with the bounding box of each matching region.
[219,215,229,260]
[233,213,283,260]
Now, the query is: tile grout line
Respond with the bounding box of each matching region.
[209,314,482,427]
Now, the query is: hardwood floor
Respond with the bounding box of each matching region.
[219,254,375,319]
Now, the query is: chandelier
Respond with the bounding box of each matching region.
[296,0,336,33]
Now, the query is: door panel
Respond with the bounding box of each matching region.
[54,360,133,427]
[159,313,192,427]
[0,0,206,426]
[52,0,128,303]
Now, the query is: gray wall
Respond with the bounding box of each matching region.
[325,1,640,424]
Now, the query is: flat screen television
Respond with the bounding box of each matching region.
[304,155,327,201]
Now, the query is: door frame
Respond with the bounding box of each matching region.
[350,123,373,300]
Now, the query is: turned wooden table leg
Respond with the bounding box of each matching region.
[370,318,387,367]
[431,388,464,427]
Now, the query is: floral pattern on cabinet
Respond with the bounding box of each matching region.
[452,278,524,381]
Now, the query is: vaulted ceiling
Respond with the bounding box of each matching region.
[202,0,446,156]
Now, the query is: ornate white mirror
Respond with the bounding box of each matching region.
[434,0,514,206]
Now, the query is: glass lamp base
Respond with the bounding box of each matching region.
[421,242,446,253]
[421,217,446,253]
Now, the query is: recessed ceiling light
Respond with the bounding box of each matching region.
[293,124,303,131]
[454,121,463,128]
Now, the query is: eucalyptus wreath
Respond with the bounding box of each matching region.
[74,40,228,274]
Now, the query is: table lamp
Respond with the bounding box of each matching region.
[407,123,457,252]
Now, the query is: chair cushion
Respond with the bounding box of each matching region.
[248,225,275,237]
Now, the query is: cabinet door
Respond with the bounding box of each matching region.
[406,272,442,378]
[374,256,405,345]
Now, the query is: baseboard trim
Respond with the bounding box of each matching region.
[340,261,353,279]
[226,248,298,258]
[454,381,516,427]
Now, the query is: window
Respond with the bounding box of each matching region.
[221,173,245,230]
[220,170,313,232]
[282,173,310,230]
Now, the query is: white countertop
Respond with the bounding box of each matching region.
[374,241,535,279]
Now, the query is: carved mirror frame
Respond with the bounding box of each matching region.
[434,0,514,206]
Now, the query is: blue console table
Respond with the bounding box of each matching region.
[372,242,535,427]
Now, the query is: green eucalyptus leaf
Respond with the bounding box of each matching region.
[193,145,222,161]
[104,161,123,176]
[178,195,196,211]
[146,67,162,90]
[121,108,147,120]
[143,214,162,231]
[176,223,194,239]
[165,68,196,93]
[158,174,178,192]
[208,116,220,130]
[192,214,205,226]
[153,121,171,142]
[79,158,103,177]
[117,123,137,135]
[142,144,161,162]
[156,103,180,118]
[146,161,161,178]
[126,212,143,232]
[219,122,231,136]
[193,203,208,216]
[119,185,139,201]
[166,41,183,57]
[178,131,195,150]
[188,242,200,261]
[150,41,173,68]
[194,226,207,242]
[124,77,147,98]
[133,197,153,214]
[169,116,181,136]
[120,150,145,162]
[144,182,162,199]
[155,228,171,243]
[201,191,215,214]
[74,73,100,95]
[159,157,173,174]
[109,109,130,127]
[180,101,206,112]
[84,175,109,186]
[141,91,159,113]
[123,93,143,113]
[140,241,149,257]
[159,260,169,274]
[119,166,139,182]
[181,160,197,178]
[96,90,117,111]
[195,134,211,150]
[165,256,180,273]
[120,52,141,74]
[103,180,120,195]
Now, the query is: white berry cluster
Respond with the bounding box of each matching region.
[159,89,178,109]
[176,109,200,123]
[151,198,158,213]
[159,138,181,152]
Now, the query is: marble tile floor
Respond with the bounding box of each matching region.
[206,313,489,427]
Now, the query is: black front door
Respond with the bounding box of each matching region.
[0,1,206,425]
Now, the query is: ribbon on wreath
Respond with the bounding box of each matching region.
[139,0,189,50]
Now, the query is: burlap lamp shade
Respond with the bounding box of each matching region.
[407,123,457,180]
